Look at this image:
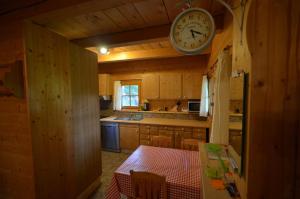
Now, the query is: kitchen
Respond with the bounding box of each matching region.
[0,1,299,199]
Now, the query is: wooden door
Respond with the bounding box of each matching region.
[142,73,159,99]
[158,126,174,148]
[182,72,202,99]
[120,124,140,151]
[98,74,112,96]
[159,73,182,99]
[174,127,193,148]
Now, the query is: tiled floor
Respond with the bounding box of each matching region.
[89,151,130,199]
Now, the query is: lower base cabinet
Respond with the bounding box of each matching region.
[120,124,140,151]
[139,124,207,150]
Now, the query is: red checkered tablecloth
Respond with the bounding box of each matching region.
[105,145,202,199]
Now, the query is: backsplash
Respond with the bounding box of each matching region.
[146,99,188,111]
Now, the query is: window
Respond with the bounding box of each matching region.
[121,80,141,108]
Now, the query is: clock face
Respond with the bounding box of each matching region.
[170,8,215,55]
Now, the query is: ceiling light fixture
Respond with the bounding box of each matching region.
[99,47,110,55]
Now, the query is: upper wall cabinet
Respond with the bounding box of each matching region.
[159,73,182,99]
[98,74,112,96]
[142,73,159,100]
[182,72,202,99]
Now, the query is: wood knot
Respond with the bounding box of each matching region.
[255,80,264,87]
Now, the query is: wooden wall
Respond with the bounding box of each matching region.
[207,11,233,68]
[25,21,75,199]
[25,22,101,198]
[69,43,101,197]
[246,0,300,198]
[207,1,251,198]
[0,22,36,198]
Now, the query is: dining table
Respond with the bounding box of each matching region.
[105,145,202,199]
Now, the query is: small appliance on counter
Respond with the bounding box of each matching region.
[188,99,200,112]
[141,99,150,111]
[99,95,112,110]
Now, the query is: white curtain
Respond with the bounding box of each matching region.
[210,50,231,145]
[113,81,122,111]
[200,75,209,117]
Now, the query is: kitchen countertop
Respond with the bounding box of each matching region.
[100,116,242,130]
[100,116,211,128]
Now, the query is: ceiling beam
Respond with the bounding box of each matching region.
[91,46,211,63]
[73,24,171,48]
[72,14,225,48]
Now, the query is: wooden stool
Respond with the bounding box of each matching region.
[130,170,167,199]
[151,136,172,148]
[181,139,199,151]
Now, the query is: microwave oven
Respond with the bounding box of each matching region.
[188,100,200,112]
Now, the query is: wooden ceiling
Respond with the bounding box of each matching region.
[30,0,230,62]
[32,0,226,40]
[0,0,45,16]
[87,37,210,62]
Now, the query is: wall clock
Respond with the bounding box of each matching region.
[170,8,215,55]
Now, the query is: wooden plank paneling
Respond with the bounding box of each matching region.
[163,0,212,21]
[246,0,300,198]
[69,43,101,196]
[134,0,169,26]
[104,8,132,30]
[25,21,74,199]
[25,21,101,198]
[0,100,35,199]
[117,3,146,28]
[0,22,35,199]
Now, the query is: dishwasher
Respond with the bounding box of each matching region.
[101,122,120,152]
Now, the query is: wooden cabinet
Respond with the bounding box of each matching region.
[192,128,206,142]
[159,73,182,99]
[139,124,207,150]
[142,73,159,99]
[182,72,202,99]
[98,74,112,96]
[174,127,193,148]
[158,126,175,147]
[120,124,140,151]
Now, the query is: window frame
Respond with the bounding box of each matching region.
[120,80,141,109]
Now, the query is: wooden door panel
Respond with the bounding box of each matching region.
[120,124,139,150]
[182,72,202,99]
[142,73,159,99]
[159,73,182,99]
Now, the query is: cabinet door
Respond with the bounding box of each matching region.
[98,74,111,96]
[143,73,159,99]
[182,72,202,99]
[159,73,182,99]
[174,127,193,148]
[120,124,139,151]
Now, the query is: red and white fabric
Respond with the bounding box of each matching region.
[105,145,202,199]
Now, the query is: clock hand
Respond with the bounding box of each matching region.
[190,29,195,39]
[191,29,204,35]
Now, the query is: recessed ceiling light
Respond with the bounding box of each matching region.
[99,47,109,55]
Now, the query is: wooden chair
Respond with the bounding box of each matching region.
[151,136,172,148]
[181,139,199,151]
[129,170,167,199]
